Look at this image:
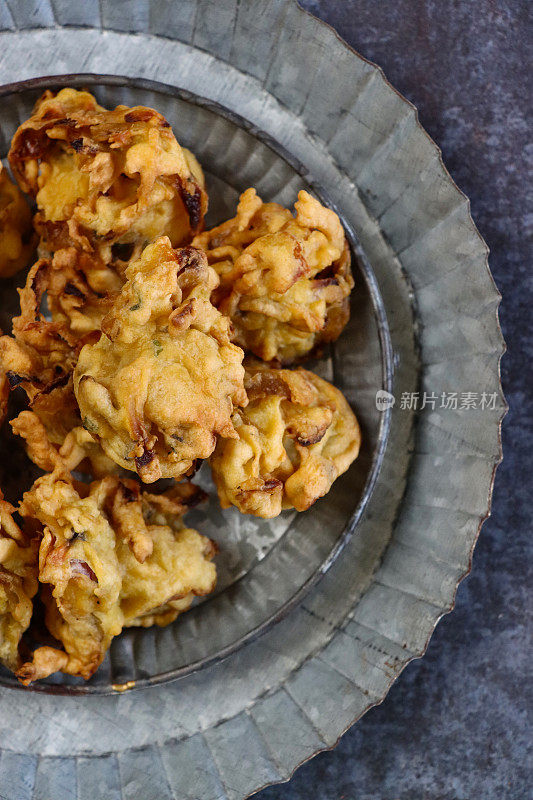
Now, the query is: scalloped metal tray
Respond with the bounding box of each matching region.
[0,3,505,799]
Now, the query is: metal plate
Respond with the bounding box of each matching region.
[0,2,505,799]
[0,73,392,694]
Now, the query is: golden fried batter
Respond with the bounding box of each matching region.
[210,363,361,518]
[44,247,123,339]
[74,238,247,482]
[0,85,363,686]
[119,493,216,628]
[9,88,207,264]
[193,189,353,363]
[14,425,215,684]
[0,242,125,444]
[0,257,93,443]
[0,163,34,278]
[11,409,118,480]
[0,490,38,671]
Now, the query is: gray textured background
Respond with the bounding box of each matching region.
[259,2,531,798]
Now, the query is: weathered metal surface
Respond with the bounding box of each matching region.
[0,2,505,798]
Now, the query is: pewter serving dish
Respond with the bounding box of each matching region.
[0,3,505,799]
[0,73,392,694]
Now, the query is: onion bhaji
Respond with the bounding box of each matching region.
[9,88,208,266]
[74,238,247,482]
[0,83,362,685]
[0,162,34,278]
[0,242,124,444]
[0,256,95,442]
[193,188,353,363]
[11,415,215,684]
[11,409,117,480]
[43,247,123,339]
[0,490,39,672]
[210,363,361,518]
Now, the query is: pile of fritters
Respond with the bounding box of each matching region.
[0,89,361,685]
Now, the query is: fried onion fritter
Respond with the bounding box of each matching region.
[11,409,118,480]
[210,363,361,518]
[16,473,215,684]
[0,163,34,278]
[0,84,362,685]
[44,247,123,338]
[9,88,208,264]
[0,242,125,444]
[0,490,38,672]
[13,426,215,684]
[74,238,247,482]
[193,188,353,363]
[0,257,94,443]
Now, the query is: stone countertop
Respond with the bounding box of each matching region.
[258,2,530,798]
